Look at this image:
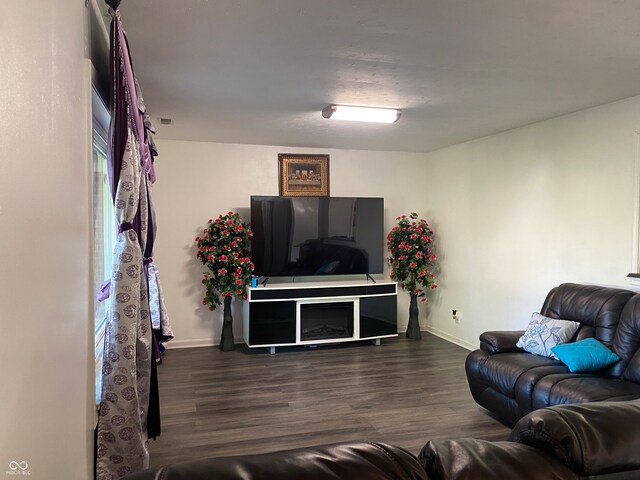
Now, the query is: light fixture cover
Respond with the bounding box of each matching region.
[322,105,401,124]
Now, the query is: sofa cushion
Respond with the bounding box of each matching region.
[551,338,620,373]
[531,374,640,410]
[509,401,640,477]
[516,313,579,359]
[514,365,571,412]
[419,438,575,480]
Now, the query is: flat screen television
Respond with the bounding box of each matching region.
[250,196,384,277]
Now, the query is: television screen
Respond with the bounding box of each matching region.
[250,196,384,277]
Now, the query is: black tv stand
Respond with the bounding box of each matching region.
[366,273,377,283]
[261,277,270,287]
[243,280,398,354]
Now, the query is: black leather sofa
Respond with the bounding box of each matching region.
[124,400,640,479]
[466,283,640,425]
[422,400,640,479]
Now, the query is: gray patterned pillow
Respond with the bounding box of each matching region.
[516,313,580,359]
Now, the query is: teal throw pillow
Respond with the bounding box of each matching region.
[550,337,620,373]
[516,313,580,359]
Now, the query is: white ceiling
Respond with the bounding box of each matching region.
[115,0,640,153]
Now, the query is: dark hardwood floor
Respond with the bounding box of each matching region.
[149,334,510,467]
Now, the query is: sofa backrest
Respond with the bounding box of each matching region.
[611,294,640,380]
[123,441,429,480]
[510,400,640,477]
[540,283,634,344]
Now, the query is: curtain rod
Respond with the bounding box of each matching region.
[104,0,121,9]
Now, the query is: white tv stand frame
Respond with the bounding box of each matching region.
[243,279,398,354]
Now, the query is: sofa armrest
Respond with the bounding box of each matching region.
[479,330,524,354]
[419,438,575,480]
[509,401,640,477]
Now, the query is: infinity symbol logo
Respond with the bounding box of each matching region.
[9,461,28,471]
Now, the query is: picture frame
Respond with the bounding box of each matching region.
[278,153,330,197]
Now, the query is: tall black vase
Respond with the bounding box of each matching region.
[406,292,422,340]
[219,296,235,351]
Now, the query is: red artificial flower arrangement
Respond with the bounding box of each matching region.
[387,213,437,302]
[195,212,254,310]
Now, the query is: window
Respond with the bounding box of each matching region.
[92,87,113,404]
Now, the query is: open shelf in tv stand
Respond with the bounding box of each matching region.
[243,280,398,354]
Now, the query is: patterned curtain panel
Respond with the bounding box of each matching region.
[96,9,173,479]
[97,131,151,478]
[148,262,172,339]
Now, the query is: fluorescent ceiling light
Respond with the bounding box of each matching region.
[322,105,401,124]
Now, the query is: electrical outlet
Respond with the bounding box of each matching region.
[452,309,460,323]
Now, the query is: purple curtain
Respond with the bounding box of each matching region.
[96,9,173,479]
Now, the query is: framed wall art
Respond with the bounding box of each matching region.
[278,153,330,197]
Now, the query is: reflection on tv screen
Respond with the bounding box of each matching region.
[250,196,384,277]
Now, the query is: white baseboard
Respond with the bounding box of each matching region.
[165,329,478,351]
[164,338,215,349]
[424,326,477,351]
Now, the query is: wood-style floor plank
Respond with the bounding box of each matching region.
[149,334,510,466]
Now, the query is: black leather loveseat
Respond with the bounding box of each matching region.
[466,283,640,425]
[124,400,640,479]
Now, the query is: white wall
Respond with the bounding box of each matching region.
[152,97,640,350]
[423,96,640,349]
[151,141,428,347]
[0,2,93,479]
[152,97,640,353]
